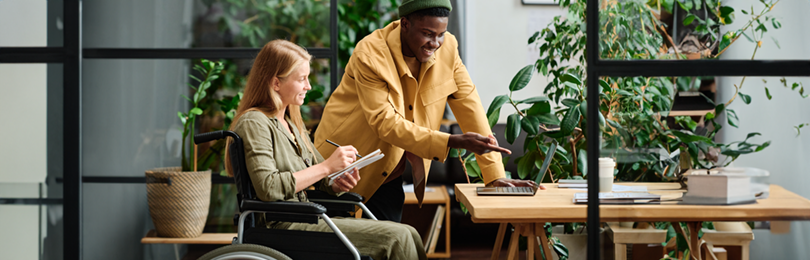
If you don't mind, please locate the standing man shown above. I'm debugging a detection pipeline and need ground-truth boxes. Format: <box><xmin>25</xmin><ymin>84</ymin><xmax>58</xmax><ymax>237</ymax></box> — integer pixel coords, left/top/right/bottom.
<box><xmin>314</xmin><ymin>0</ymin><xmax>541</xmax><ymax>222</ymax></box>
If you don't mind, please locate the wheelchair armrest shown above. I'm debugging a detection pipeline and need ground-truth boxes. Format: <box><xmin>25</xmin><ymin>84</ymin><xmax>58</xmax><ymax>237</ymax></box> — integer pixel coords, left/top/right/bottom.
<box><xmin>305</xmin><ymin>190</ymin><xmax>364</xmax><ymax>202</ymax></box>
<box><xmin>240</xmin><ymin>199</ymin><xmax>326</xmax><ymax>215</ymax></box>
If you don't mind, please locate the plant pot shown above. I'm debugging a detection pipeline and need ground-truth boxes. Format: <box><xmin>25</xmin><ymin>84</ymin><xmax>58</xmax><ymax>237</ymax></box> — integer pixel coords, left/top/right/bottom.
<box><xmin>145</xmin><ymin>167</ymin><xmax>211</xmax><ymax>238</ymax></box>
<box><xmin>551</xmin><ymin>225</ymin><xmax>607</xmax><ymax>260</ymax></box>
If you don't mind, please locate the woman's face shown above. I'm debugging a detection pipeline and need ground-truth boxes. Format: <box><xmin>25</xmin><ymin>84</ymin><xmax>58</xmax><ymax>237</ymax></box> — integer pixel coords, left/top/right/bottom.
<box><xmin>275</xmin><ymin>62</ymin><xmax>311</xmax><ymax>107</ymax></box>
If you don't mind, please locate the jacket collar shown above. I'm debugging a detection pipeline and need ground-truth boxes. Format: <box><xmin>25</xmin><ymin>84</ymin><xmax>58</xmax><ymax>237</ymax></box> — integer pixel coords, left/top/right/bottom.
<box><xmin>386</xmin><ymin>21</ymin><xmax>436</xmax><ymax>79</ymax></box>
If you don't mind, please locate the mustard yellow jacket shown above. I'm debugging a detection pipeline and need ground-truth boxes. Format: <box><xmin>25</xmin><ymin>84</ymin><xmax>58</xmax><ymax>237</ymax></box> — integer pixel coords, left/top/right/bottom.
<box><xmin>314</xmin><ymin>21</ymin><xmax>505</xmax><ymax>204</ymax></box>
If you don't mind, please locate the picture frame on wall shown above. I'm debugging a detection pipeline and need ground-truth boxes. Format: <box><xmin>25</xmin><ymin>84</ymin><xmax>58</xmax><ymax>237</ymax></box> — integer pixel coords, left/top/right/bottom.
<box><xmin>521</xmin><ymin>0</ymin><xmax>557</xmax><ymax>5</ymax></box>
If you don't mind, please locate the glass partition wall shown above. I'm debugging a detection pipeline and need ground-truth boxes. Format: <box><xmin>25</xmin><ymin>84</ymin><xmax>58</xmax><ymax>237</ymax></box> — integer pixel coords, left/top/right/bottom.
<box><xmin>585</xmin><ymin>0</ymin><xmax>810</xmax><ymax>259</ymax></box>
<box><xmin>1</xmin><ymin>0</ymin><xmax>337</xmax><ymax>259</ymax></box>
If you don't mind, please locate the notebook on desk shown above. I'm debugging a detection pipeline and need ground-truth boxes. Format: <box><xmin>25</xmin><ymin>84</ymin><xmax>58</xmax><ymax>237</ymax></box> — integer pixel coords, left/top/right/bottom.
<box><xmin>476</xmin><ymin>141</ymin><xmax>557</xmax><ymax>196</ymax></box>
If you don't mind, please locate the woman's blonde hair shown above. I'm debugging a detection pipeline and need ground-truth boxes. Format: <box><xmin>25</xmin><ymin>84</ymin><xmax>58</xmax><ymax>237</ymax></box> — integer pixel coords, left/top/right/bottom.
<box><xmin>225</xmin><ymin>39</ymin><xmax>314</xmax><ymax>177</ymax></box>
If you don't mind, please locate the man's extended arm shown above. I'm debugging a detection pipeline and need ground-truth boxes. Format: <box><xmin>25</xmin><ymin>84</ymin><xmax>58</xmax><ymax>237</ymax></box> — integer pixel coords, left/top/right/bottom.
<box><xmin>446</xmin><ymin>49</ymin><xmax>540</xmax><ymax>188</ymax></box>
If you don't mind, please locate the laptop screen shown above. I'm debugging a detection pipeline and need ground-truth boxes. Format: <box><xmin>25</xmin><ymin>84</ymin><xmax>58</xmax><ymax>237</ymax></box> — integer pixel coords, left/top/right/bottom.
<box><xmin>531</xmin><ymin>141</ymin><xmax>557</xmax><ymax>188</ymax></box>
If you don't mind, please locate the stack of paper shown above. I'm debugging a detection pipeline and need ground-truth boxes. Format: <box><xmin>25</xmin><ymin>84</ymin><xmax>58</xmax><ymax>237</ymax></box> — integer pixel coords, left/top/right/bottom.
<box><xmin>573</xmin><ymin>192</ymin><xmax>661</xmax><ymax>204</ymax></box>
<box><xmin>327</xmin><ymin>149</ymin><xmax>385</xmax><ymax>186</ymax></box>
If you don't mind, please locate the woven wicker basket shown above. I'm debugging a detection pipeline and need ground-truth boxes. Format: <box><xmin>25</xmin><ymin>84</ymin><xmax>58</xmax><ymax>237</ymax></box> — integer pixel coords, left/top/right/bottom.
<box><xmin>145</xmin><ymin>167</ymin><xmax>211</xmax><ymax>238</ymax></box>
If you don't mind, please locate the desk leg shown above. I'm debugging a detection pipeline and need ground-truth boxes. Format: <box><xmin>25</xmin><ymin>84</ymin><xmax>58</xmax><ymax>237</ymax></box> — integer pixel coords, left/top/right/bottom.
<box><xmin>174</xmin><ymin>244</ymin><xmax>180</xmax><ymax>260</ymax></box>
<box><xmin>507</xmin><ymin>227</ymin><xmax>521</xmax><ymax>260</ymax></box>
<box><xmin>688</xmin><ymin>222</ymin><xmax>703</xmax><ymax>260</ymax></box>
<box><xmin>535</xmin><ymin>223</ymin><xmax>553</xmax><ymax>260</ymax></box>
<box><xmin>527</xmin><ymin>226</ymin><xmax>536</xmax><ymax>260</ymax></box>
<box><xmin>492</xmin><ymin>223</ymin><xmax>508</xmax><ymax>260</ymax></box>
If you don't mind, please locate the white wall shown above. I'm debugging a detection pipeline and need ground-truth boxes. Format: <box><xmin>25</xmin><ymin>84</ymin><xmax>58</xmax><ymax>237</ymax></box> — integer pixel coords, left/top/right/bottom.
<box><xmin>0</xmin><ymin>0</ymin><xmax>50</xmax><ymax>259</ymax></box>
<box><xmin>717</xmin><ymin>0</ymin><xmax>810</xmax><ymax>258</ymax></box>
<box><xmin>465</xmin><ymin>0</ymin><xmax>565</xmax><ymax>123</ymax></box>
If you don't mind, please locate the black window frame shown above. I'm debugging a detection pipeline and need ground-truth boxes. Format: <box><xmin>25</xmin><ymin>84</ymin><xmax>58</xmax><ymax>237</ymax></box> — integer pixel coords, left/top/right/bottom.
<box><xmin>584</xmin><ymin>1</ymin><xmax>810</xmax><ymax>259</ymax></box>
<box><xmin>0</xmin><ymin>0</ymin><xmax>338</xmax><ymax>258</ymax></box>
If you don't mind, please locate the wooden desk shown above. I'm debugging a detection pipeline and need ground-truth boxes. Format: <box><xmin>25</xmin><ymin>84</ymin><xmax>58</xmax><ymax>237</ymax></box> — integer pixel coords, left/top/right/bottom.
<box><xmin>455</xmin><ymin>183</ymin><xmax>810</xmax><ymax>260</ymax></box>
<box><xmin>404</xmin><ymin>185</ymin><xmax>451</xmax><ymax>259</ymax></box>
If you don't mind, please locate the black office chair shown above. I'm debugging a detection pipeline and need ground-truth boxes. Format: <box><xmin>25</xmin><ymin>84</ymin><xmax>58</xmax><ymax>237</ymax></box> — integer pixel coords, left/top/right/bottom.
<box><xmin>194</xmin><ymin>130</ymin><xmax>376</xmax><ymax>260</ymax></box>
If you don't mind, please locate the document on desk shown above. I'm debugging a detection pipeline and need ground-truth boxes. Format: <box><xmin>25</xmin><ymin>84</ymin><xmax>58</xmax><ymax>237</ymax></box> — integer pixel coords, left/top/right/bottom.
<box><xmin>573</xmin><ymin>192</ymin><xmax>661</xmax><ymax>204</ymax></box>
<box><xmin>558</xmin><ymin>183</ymin><xmax>648</xmax><ymax>192</ymax></box>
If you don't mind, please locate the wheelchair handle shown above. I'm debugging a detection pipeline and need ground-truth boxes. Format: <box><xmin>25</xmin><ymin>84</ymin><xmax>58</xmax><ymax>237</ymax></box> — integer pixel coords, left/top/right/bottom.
<box><xmin>194</xmin><ymin>130</ymin><xmax>239</xmax><ymax>144</ymax></box>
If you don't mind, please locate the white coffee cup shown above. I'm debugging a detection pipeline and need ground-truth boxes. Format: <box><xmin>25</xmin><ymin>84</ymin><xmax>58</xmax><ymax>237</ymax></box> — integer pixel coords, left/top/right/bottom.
<box><xmin>598</xmin><ymin>157</ymin><xmax>615</xmax><ymax>192</ymax></box>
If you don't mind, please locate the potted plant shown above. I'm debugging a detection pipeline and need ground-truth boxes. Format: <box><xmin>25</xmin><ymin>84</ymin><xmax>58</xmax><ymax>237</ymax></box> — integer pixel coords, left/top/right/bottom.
<box><xmin>457</xmin><ymin>0</ymin><xmax>796</xmax><ymax>258</ymax></box>
<box><xmin>145</xmin><ymin>59</ymin><xmax>223</xmax><ymax>238</ymax></box>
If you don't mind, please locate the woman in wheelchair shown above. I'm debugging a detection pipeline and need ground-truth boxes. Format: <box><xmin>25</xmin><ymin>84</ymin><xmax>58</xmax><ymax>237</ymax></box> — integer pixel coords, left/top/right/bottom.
<box><xmin>225</xmin><ymin>39</ymin><xmax>427</xmax><ymax>260</ymax></box>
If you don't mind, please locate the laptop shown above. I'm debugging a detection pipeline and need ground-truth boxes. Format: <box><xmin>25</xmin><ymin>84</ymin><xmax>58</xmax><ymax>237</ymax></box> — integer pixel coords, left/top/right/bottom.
<box><xmin>476</xmin><ymin>141</ymin><xmax>557</xmax><ymax>196</ymax></box>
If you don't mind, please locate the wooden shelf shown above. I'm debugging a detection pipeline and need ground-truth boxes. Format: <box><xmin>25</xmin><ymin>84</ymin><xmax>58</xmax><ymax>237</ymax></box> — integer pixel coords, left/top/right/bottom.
<box><xmin>403</xmin><ymin>185</ymin><xmax>452</xmax><ymax>259</ymax></box>
<box><xmin>141</xmin><ymin>230</ymin><xmax>234</xmax><ymax>244</ymax></box>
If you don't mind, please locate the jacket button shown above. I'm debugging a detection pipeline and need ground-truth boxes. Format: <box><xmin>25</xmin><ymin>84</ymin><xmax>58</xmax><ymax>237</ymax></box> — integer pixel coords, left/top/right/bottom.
<box><xmin>382</xmin><ymin>171</ymin><xmax>388</xmax><ymax>177</ymax></box>
<box><xmin>409</xmin><ymin>105</ymin><xmax>413</xmax><ymax>110</ymax></box>
<box><xmin>433</xmin><ymin>157</ymin><xmax>439</xmax><ymax>161</ymax></box>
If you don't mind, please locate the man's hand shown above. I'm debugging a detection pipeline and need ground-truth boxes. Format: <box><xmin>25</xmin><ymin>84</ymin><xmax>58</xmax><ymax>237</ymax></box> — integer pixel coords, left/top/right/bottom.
<box><xmin>448</xmin><ymin>132</ymin><xmax>511</xmax><ymax>155</ymax></box>
<box><xmin>487</xmin><ymin>178</ymin><xmax>546</xmax><ymax>190</ymax></box>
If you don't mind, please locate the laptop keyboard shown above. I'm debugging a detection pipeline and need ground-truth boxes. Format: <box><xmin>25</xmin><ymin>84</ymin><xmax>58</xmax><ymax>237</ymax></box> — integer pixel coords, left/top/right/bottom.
<box><xmin>496</xmin><ymin>187</ymin><xmax>533</xmax><ymax>193</ymax></box>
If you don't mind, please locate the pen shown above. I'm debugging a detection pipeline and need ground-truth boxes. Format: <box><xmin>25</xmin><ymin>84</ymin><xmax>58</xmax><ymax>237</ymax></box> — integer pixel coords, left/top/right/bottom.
<box><xmin>325</xmin><ymin>139</ymin><xmax>363</xmax><ymax>158</ymax></box>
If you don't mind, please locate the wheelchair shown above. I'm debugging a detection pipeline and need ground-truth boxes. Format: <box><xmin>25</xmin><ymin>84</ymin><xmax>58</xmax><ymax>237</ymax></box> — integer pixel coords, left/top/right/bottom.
<box><xmin>194</xmin><ymin>130</ymin><xmax>377</xmax><ymax>260</ymax></box>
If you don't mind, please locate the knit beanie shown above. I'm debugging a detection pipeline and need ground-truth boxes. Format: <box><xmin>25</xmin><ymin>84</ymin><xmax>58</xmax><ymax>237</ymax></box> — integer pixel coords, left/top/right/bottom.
<box><xmin>398</xmin><ymin>0</ymin><xmax>452</xmax><ymax>18</ymax></box>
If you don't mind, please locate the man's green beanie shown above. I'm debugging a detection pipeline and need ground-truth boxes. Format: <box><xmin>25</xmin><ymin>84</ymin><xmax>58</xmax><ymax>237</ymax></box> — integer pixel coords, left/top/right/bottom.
<box><xmin>398</xmin><ymin>0</ymin><xmax>452</xmax><ymax>18</ymax></box>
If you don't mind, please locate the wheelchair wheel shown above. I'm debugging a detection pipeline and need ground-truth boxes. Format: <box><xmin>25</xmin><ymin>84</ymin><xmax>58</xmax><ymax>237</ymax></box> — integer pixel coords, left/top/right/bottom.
<box><xmin>198</xmin><ymin>244</ymin><xmax>292</xmax><ymax>260</ymax></box>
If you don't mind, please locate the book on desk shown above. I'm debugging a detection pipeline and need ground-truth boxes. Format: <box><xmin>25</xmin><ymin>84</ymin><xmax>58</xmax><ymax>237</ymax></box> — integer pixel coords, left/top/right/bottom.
<box><xmin>681</xmin><ymin>172</ymin><xmax>757</xmax><ymax>205</ymax></box>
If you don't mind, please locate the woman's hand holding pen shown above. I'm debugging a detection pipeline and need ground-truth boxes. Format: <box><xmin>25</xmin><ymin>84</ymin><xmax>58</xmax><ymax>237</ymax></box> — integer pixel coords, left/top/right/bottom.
<box><xmin>322</xmin><ymin>145</ymin><xmax>358</xmax><ymax>174</ymax></box>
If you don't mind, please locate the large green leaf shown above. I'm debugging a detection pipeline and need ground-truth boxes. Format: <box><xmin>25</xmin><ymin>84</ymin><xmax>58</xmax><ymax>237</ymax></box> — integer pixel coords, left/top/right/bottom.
<box><xmin>562</xmin><ymin>98</ymin><xmax>581</xmax><ymax>107</ymax></box>
<box><xmin>509</xmin><ymin>65</ymin><xmax>534</xmax><ymax>91</ymax></box>
<box><xmin>535</xmin><ymin>112</ymin><xmax>561</xmax><ymax>126</ymax></box>
<box><xmin>465</xmin><ymin>158</ymin><xmax>481</xmax><ymax>178</ymax></box>
<box><xmin>526</xmin><ymin>102</ymin><xmax>552</xmax><ymax>116</ymax></box>
<box><xmin>487</xmin><ymin>95</ymin><xmax>510</xmax><ymax>115</ymax></box>
<box><xmin>560</xmin><ymin>105</ymin><xmax>581</xmax><ymax>136</ymax></box>
<box><xmin>506</xmin><ymin>114</ymin><xmax>522</xmax><ymax>144</ymax></box>
<box><xmin>560</xmin><ymin>72</ymin><xmax>582</xmax><ymax>85</ymax></box>
<box><xmin>517</xmin><ymin>96</ymin><xmax>550</xmax><ymax>104</ymax></box>
<box><xmin>577</xmin><ymin>149</ymin><xmax>587</xmax><ymax>177</ymax></box>
<box><xmin>671</xmin><ymin>130</ymin><xmax>713</xmax><ymax>144</ymax></box>
<box><xmin>517</xmin><ymin>152</ymin><xmax>536</xmax><ymax>179</ymax></box>
<box><xmin>521</xmin><ymin>115</ymin><xmax>541</xmax><ymax>136</ymax></box>
<box><xmin>487</xmin><ymin>108</ymin><xmax>501</xmax><ymax>128</ymax></box>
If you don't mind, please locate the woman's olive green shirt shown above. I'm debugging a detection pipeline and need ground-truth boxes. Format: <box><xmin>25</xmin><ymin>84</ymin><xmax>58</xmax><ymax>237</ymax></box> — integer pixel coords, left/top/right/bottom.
<box><xmin>232</xmin><ymin>111</ymin><xmax>340</xmax><ymax>227</ymax></box>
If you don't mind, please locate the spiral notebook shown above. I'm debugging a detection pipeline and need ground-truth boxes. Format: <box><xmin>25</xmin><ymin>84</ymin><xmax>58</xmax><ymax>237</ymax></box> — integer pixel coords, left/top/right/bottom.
<box><xmin>327</xmin><ymin>149</ymin><xmax>385</xmax><ymax>186</ymax></box>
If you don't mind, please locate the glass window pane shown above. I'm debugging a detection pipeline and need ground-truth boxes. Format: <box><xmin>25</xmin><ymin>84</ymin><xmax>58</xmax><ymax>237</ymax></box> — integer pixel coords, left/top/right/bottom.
<box><xmin>0</xmin><ymin>64</ymin><xmax>63</xmax><ymax>199</ymax></box>
<box><xmin>82</xmin><ymin>0</ymin><xmax>330</xmax><ymax>49</ymax></box>
<box><xmin>0</xmin><ymin>0</ymin><xmax>63</xmax><ymax>47</ymax></box>
<box><xmin>0</xmin><ymin>204</ymin><xmax>63</xmax><ymax>260</ymax></box>
<box><xmin>595</xmin><ymin>75</ymin><xmax>810</xmax><ymax>259</ymax></box>
<box><xmin>552</xmin><ymin>0</ymin><xmax>810</xmax><ymax>61</ymax></box>
<box><xmin>82</xmin><ymin>58</ymin><xmax>331</xmax><ymax>177</ymax></box>
<box><xmin>82</xmin><ymin>183</ymin><xmax>173</xmax><ymax>259</ymax></box>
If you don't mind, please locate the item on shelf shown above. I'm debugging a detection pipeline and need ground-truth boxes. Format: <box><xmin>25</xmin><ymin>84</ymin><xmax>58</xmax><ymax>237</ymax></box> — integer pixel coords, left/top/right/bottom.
<box><xmin>145</xmin><ymin>167</ymin><xmax>211</xmax><ymax>238</ymax></box>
